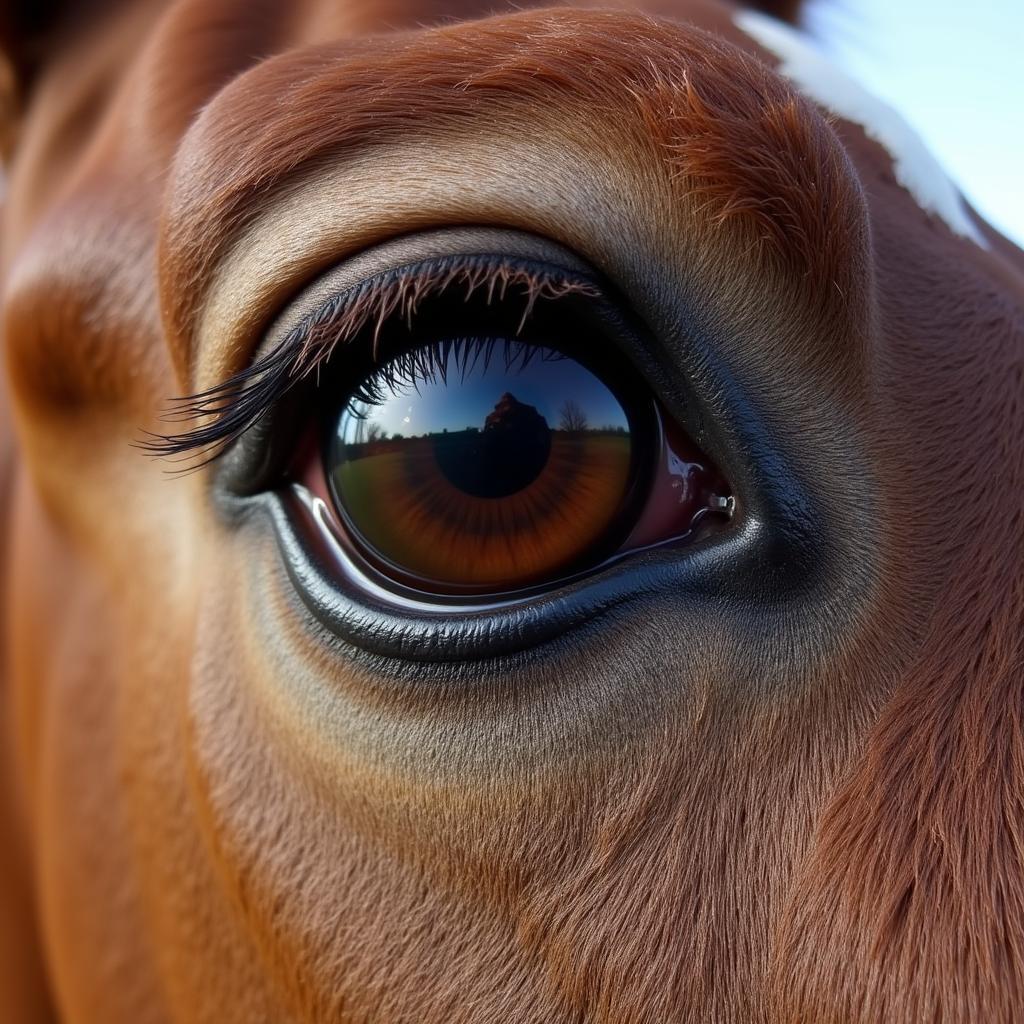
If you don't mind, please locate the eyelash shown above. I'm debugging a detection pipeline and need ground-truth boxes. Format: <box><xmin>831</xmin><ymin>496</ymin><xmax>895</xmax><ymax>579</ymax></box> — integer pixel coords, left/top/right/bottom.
<box><xmin>142</xmin><ymin>255</ymin><xmax>600</xmax><ymax>467</ymax></box>
<box><xmin>347</xmin><ymin>336</ymin><xmax>568</xmax><ymax>412</ymax></box>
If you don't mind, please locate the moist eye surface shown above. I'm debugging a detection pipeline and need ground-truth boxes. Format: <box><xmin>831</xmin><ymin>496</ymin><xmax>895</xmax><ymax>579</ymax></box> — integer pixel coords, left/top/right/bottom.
<box><xmin>326</xmin><ymin>338</ymin><xmax>641</xmax><ymax>592</ymax></box>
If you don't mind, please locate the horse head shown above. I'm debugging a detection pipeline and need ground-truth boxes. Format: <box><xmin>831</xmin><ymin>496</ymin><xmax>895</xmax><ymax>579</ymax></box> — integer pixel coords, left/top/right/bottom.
<box><xmin>1</xmin><ymin>0</ymin><xmax>1022</xmax><ymax>1020</ymax></box>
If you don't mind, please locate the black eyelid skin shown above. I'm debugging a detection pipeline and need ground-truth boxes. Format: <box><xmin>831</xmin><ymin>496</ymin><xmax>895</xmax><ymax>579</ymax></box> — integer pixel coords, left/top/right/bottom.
<box><xmin>245</xmin><ymin>485</ymin><xmax>760</xmax><ymax>666</ymax></box>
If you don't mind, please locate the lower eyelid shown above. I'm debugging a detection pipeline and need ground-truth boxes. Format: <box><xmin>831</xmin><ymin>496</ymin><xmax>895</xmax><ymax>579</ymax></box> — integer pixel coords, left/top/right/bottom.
<box><xmin>266</xmin><ymin>477</ymin><xmax>749</xmax><ymax>662</ymax></box>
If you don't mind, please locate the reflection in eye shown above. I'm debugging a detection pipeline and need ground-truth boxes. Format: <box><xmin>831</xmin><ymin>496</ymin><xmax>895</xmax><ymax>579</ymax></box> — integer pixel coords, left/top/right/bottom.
<box><xmin>321</xmin><ymin>337</ymin><xmax>729</xmax><ymax>596</ymax></box>
<box><xmin>328</xmin><ymin>340</ymin><xmax>636</xmax><ymax>590</ymax></box>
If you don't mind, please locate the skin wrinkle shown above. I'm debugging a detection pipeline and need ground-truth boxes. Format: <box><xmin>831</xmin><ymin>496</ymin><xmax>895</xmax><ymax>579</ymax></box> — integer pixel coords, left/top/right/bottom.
<box><xmin>0</xmin><ymin>1</ymin><xmax>1020</xmax><ymax>1022</ymax></box>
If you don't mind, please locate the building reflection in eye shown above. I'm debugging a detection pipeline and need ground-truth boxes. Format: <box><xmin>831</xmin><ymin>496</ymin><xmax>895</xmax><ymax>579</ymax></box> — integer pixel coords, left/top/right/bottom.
<box><xmin>432</xmin><ymin>391</ymin><xmax>553</xmax><ymax>498</ymax></box>
<box><xmin>333</xmin><ymin>344</ymin><xmax>632</xmax><ymax>504</ymax></box>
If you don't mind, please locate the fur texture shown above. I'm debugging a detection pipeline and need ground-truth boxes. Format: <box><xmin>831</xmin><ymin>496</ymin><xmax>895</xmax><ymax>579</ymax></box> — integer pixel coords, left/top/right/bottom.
<box><xmin>0</xmin><ymin>1</ymin><xmax>1021</xmax><ymax>1022</ymax></box>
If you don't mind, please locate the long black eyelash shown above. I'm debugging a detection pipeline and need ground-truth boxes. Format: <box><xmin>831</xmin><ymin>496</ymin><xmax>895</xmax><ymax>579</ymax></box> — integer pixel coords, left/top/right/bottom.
<box><xmin>139</xmin><ymin>254</ymin><xmax>597</xmax><ymax>468</ymax></box>
<box><xmin>347</xmin><ymin>336</ymin><xmax>566</xmax><ymax>414</ymax></box>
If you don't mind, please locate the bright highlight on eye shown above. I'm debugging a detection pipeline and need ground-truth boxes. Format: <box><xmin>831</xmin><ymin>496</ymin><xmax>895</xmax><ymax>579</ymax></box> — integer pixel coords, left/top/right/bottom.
<box><xmin>327</xmin><ymin>339</ymin><xmax>637</xmax><ymax>591</ymax></box>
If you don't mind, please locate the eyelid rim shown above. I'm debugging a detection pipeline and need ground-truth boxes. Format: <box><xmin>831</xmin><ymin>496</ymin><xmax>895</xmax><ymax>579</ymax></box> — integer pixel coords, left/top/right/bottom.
<box><xmin>249</xmin><ymin>484</ymin><xmax>760</xmax><ymax>664</ymax></box>
<box><xmin>202</xmin><ymin>229</ymin><xmax>619</xmax><ymax>489</ymax></box>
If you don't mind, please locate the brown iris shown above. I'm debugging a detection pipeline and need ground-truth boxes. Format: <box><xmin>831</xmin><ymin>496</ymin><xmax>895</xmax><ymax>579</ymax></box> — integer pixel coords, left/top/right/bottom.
<box><xmin>326</xmin><ymin>340</ymin><xmax>641</xmax><ymax>592</ymax></box>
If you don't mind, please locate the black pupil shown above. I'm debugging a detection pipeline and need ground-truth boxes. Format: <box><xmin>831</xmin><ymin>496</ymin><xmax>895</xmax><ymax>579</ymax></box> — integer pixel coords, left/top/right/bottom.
<box><xmin>432</xmin><ymin>391</ymin><xmax>552</xmax><ymax>498</ymax></box>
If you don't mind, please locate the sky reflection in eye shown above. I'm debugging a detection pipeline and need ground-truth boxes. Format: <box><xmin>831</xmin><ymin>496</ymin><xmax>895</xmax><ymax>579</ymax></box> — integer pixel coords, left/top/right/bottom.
<box><xmin>340</xmin><ymin>345</ymin><xmax>629</xmax><ymax>443</ymax></box>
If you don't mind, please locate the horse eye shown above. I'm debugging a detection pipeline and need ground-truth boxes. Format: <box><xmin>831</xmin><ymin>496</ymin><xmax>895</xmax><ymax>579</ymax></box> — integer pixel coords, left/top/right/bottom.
<box><xmin>293</xmin><ymin>291</ymin><xmax>734</xmax><ymax>600</ymax></box>
<box><xmin>326</xmin><ymin>340</ymin><xmax>644</xmax><ymax>593</ymax></box>
<box><xmin>162</xmin><ymin>233</ymin><xmax>740</xmax><ymax>611</ymax></box>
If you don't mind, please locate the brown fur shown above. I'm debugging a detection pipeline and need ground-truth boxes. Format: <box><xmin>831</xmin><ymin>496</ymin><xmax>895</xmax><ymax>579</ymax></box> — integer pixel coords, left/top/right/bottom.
<box><xmin>0</xmin><ymin>1</ymin><xmax>1022</xmax><ymax>1022</ymax></box>
<box><xmin>159</xmin><ymin>9</ymin><xmax>860</xmax><ymax>384</ymax></box>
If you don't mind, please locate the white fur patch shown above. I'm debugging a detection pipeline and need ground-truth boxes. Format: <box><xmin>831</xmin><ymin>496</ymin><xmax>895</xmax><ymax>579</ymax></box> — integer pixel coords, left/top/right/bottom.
<box><xmin>734</xmin><ymin>9</ymin><xmax>988</xmax><ymax>248</ymax></box>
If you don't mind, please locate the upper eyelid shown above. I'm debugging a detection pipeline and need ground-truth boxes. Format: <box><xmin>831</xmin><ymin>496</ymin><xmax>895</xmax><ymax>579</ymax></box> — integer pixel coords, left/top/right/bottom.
<box><xmin>292</xmin><ymin>253</ymin><xmax>600</xmax><ymax>371</ymax></box>
<box><xmin>139</xmin><ymin>248</ymin><xmax>601</xmax><ymax>468</ymax></box>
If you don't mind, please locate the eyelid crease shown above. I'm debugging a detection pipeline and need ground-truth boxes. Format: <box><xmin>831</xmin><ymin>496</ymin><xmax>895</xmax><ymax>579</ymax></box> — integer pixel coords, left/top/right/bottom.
<box><xmin>138</xmin><ymin>253</ymin><xmax>600</xmax><ymax>470</ymax></box>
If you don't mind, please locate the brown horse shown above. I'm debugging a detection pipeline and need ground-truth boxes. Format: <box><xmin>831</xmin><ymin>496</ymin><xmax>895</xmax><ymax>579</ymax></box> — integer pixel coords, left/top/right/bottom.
<box><xmin>1</xmin><ymin>0</ymin><xmax>1022</xmax><ymax>1021</ymax></box>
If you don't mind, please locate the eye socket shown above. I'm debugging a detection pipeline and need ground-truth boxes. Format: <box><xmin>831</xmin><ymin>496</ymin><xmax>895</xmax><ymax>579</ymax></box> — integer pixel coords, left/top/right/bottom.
<box><xmin>148</xmin><ymin>229</ymin><xmax>736</xmax><ymax>608</ymax></box>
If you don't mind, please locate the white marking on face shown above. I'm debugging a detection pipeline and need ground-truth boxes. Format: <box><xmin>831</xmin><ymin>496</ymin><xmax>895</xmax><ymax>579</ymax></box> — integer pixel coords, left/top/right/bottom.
<box><xmin>734</xmin><ymin>9</ymin><xmax>988</xmax><ymax>248</ymax></box>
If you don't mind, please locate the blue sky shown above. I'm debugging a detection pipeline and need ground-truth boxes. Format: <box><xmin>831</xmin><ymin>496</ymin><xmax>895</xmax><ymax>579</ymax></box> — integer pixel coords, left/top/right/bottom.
<box><xmin>804</xmin><ymin>0</ymin><xmax>1023</xmax><ymax>247</ymax></box>
<box><xmin>340</xmin><ymin>352</ymin><xmax>628</xmax><ymax>441</ymax></box>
